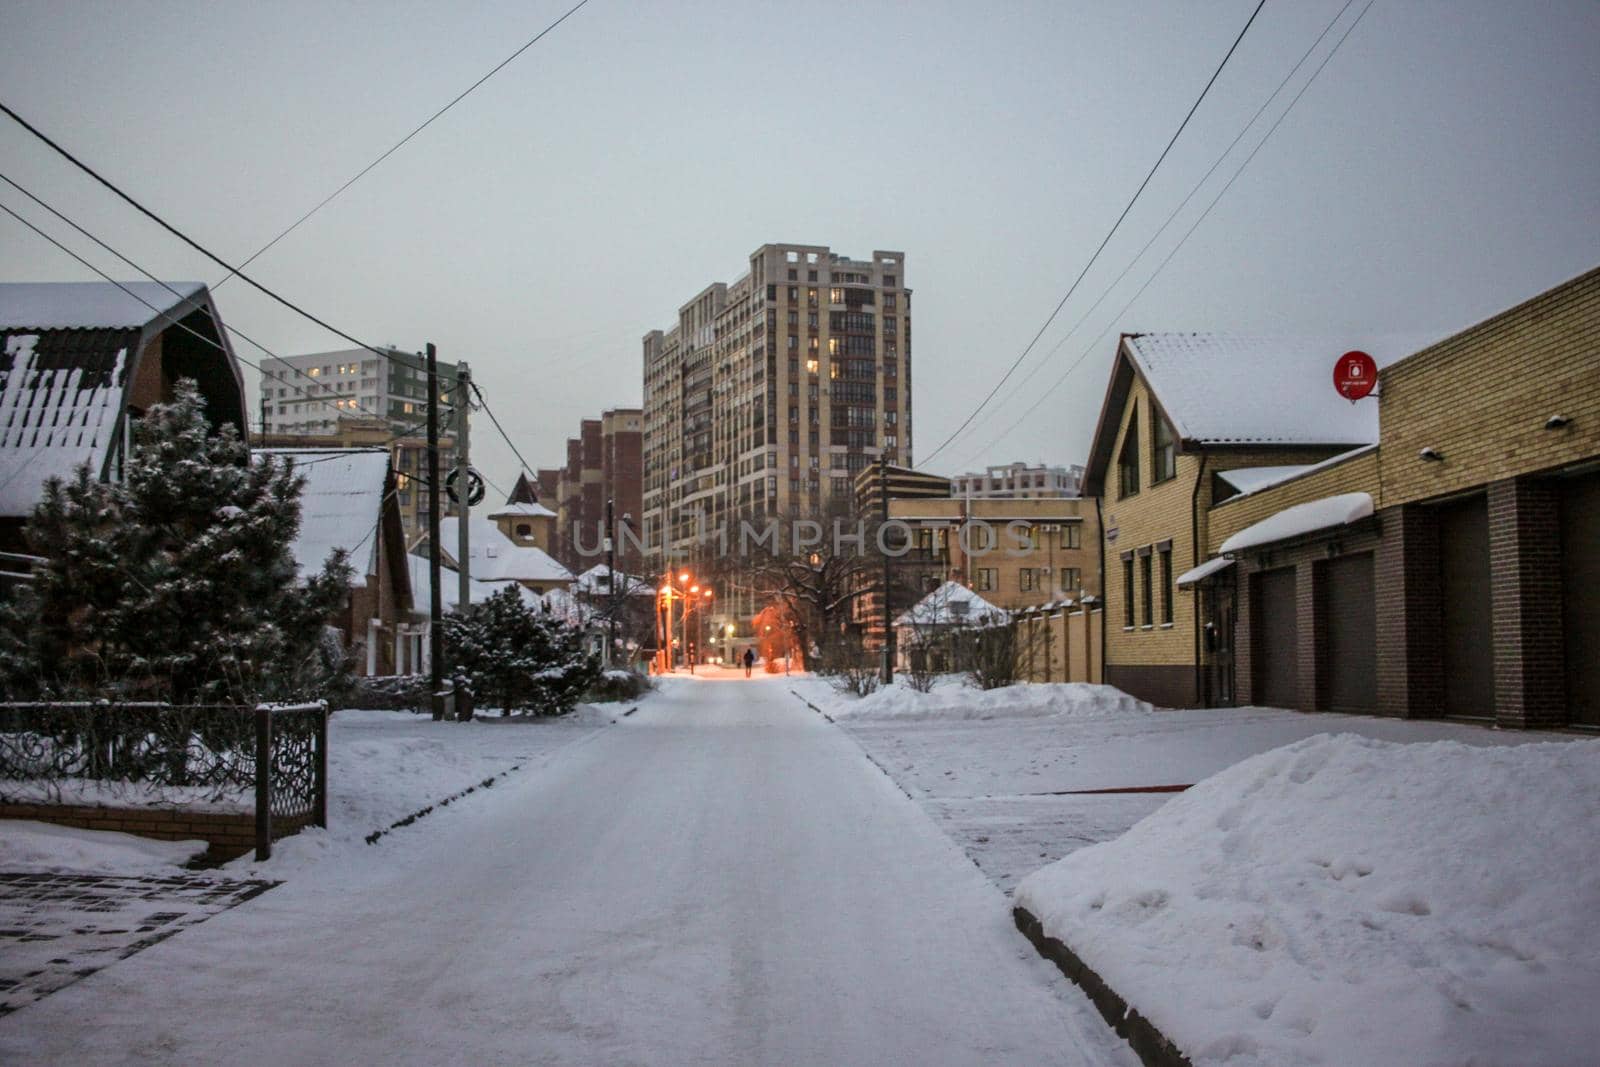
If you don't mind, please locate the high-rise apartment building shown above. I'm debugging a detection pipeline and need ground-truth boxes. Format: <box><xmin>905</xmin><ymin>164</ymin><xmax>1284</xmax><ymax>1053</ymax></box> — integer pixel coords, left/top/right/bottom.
<box><xmin>641</xmin><ymin>243</ymin><xmax>911</xmax><ymax>583</ymax></box>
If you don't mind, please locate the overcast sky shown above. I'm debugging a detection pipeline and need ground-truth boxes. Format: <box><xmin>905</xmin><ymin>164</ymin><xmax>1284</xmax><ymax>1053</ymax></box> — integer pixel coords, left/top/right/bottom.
<box><xmin>1</xmin><ymin>0</ymin><xmax>1596</xmax><ymax>488</ymax></box>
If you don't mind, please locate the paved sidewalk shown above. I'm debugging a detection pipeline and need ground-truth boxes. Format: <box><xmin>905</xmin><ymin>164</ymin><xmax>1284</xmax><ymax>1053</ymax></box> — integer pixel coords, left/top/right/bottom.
<box><xmin>0</xmin><ymin>872</ymin><xmax>276</xmax><ymax>1016</ymax></box>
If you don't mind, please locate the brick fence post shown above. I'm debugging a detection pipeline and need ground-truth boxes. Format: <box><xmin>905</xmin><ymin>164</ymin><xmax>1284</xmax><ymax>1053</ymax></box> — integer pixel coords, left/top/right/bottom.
<box><xmin>254</xmin><ymin>705</ymin><xmax>271</xmax><ymax>862</ymax></box>
<box><xmin>1488</xmin><ymin>477</ymin><xmax>1566</xmax><ymax>727</ymax></box>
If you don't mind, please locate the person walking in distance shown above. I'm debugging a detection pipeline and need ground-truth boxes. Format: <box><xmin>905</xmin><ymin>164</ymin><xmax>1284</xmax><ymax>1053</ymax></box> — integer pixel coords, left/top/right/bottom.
<box><xmin>742</xmin><ymin>647</ymin><xmax>755</xmax><ymax>678</ymax></box>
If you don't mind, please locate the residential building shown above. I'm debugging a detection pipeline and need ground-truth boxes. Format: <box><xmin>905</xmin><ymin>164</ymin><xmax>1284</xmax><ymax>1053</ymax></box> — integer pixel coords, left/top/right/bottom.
<box><xmin>255</xmin><ymin>416</ymin><xmax>455</xmax><ymax>550</ymax></box>
<box><xmin>852</xmin><ymin>463</ymin><xmax>951</xmax><ymax>516</ymax></box>
<box><xmin>541</xmin><ymin>408</ymin><xmax>643</xmax><ymax>572</ymax></box>
<box><xmin>951</xmin><ymin>462</ymin><xmax>1083</xmax><ymax>499</ymax></box>
<box><xmin>0</xmin><ymin>282</ymin><xmax>246</xmax><ymax>555</ymax></box>
<box><xmin>1186</xmin><ymin>266</ymin><xmax>1600</xmax><ymax>727</ymax></box>
<box><xmin>1082</xmin><ymin>331</ymin><xmax>1432</xmax><ymax>708</ymax></box>
<box><xmin>257</xmin><ymin>346</ymin><xmax>463</xmax><ymax>437</ymax></box>
<box><xmin>256</xmin><ymin>448</ymin><xmax>412</xmax><ymax>676</ymax></box>
<box><xmin>641</xmin><ymin>243</ymin><xmax>912</xmax><ymax>627</ymax></box>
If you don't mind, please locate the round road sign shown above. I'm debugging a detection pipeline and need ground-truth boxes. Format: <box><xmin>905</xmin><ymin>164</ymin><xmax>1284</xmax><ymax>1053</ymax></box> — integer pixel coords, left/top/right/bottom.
<box><xmin>446</xmin><ymin>467</ymin><xmax>486</xmax><ymax>506</ymax></box>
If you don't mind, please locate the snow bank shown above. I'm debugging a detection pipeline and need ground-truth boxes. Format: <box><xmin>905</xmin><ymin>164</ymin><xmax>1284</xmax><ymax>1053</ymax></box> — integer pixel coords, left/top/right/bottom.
<box><xmin>1218</xmin><ymin>492</ymin><xmax>1373</xmax><ymax>554</ymax></box>
<box><xmin>1015</xmin><ymin>734</ymin><xmax>1600</xmax><ymax>1066</ymax></box>
<box><xmin>0</xmin><ymin>820</ymin><xmax>206</xmax><ymax>874</ymax></box>
<box><xmin>832</xmin><ymin>679</ymin><xmax>1153</xmax><ymax>723</ymax></box>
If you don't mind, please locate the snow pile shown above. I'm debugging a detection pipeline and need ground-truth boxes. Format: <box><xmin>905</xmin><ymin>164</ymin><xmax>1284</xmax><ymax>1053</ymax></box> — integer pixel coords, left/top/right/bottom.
<box><xmin>832</xmin><ymin>679</ymin><xmax>1153</xmax><ymax>723</ymax></box>
<box><xmin>0</xmin><ymin>820</ymin><xmax>206</xmax><ymax>874</ymax></box>
<box><xmin>1015</xmin><ymin>735</ymin><xmax>1600</xmax><ymax>1067</ymax></box>
<box><xmin>1218</xmin><ymin>492</ymin><xmax>1373</xmax><ymax>555</ymax></box>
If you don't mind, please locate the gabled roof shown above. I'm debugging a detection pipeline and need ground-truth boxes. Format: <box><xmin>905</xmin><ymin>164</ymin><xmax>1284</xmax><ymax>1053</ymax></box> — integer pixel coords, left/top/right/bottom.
<box><xmin>447</xmin><ymin>516</ymin><xmax>572</xmax><ymax>584</ymax></box>
<box><xmin>258</xmin><ymin>448</ymin><xmax>392</xmax><ymax>586</ymax></box>
<box><xmin>894</xmin><ymin>580</ymin><xmax>1009</xmax><ymax>628</ymax></box>
<box><xmin>506</xmin><ymin>471</ymin><xmax>541</xmax><ymax>506</ymax></box>
<box><xmin>488</xmin><ymin>501</ymin><xmax>556</xmax><ymax>519</ymax></box>
<box><xmin>1083</xmin><ymin>332</ymin><xmax>1439</xmax><ymax>495</ymax></box>
<box><xmin>0</xmin><ymin>282</ymin><xmax>242</xmax><ymax>518</ymax></box>
<box><xmin>407</xmin><ymin>553</ymin><xmax>539</xmax><ymax>613</ymax></box>
<box><xmin>0</xmin><ymin>282</ymin><xmax>205</xmax><ymax>330</ymax></box>
<box><xmin>575</xmin><ymin>563</ymin><xmax>655</xmax><ymax>597</ymax></box>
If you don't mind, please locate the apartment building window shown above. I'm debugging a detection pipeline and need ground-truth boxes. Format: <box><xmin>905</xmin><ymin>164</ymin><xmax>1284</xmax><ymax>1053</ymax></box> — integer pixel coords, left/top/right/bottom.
<box><xmin>975</xmin><ymin>568</ymin><xmax>997</xmax><ymax>592</ymax></box>
<box><xmin>787</xmin><ymin>311</ymin><xmax>798</xmax><ymax>326</ymax></box>
<box><xmin>788</xmin><ymin>269</ymin><xmax>797</xmax><ymax>281</ymax></box>
<box><xmin>1153</xmin><ymin>414</ymin><xmax>1177</xmax><ymax>483</ymax></box>
<box><xmin>1064</xmin><ymin>523</ymin><xmax>1081</xmax><ymax>549</ymax></box>
<box><xmin>1020</xmin><ymin>568</ymin><xmax>1037</xmax><ymax>591</ymax></box>
<box><xmin>883</xmin><ymin>274</ymin><xmax>896</xmax><ymax>287</ymax></box>
<box><xmin>1159</xmin><ymin>542</ymin><xmax>1174</xmax><ymax>625</ymax></box>
<box><xmin>808</xmin><ymin>270</ymin><xmax>817</xmax><ymax>282</ymax></box>
<box><xmin>830</xmin><ymin>287</ymin><xmax>845</xmax><ymax>304</ymax></box>
<box><xmin>808</xmin><ymin>288</ymin><xmax>819</xmax><ymax>306</ymax></box>
<box><xmin>787</xmin><ymin>335</ymin><xmax>797</xmax><ymax>350</ymax></box>
<box><xmin>1123</xmin><ymin>555</ymin><xmax>1135</xmax><ymax>628</ymax></box>
<box><xmin>1118</xmin><ymin>403</ymin><xmax>1141</xmax><ymax>497</ymax></box>
<box><xmin>1060</xmin><ymin>567</ymin><xmax>1081</xmax><ymax>594</ymax></box>
<box><xmin>884</xmin><ymin>293</ymin><xmax>897</xmax><ymax>310</ymax></box>
<box><xmin>1140</xmin><ymin>550</ymin><xmax>1154</xmax><ymax>628</ymax></box>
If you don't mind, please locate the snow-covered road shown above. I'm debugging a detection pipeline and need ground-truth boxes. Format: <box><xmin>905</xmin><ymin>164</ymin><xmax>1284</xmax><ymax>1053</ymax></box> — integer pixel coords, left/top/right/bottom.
<box><xmin>1</xmin><ymin>675</ymin><xmax>1128</xmax><ymax>1066</ymax></box>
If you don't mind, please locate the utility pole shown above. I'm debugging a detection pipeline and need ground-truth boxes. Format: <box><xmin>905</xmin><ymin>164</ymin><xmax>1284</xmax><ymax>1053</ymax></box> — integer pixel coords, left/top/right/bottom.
<box><xmin>454</xmin><ymin>362</ymin><xmax>473</xmax><ymax>721</ymax></box>
<box><xmin>603</xmin><ymin>496</ymin><xmax>615</xmax><ymax>669</ymax></box>
<box><xmin>879</xmin><ymin>452</ymin><xmax>894</xmax><ymax>684</ymax></box>
<box><xmin>426</xmin><ymin>343</ymin><xmax>445</xmax><ymax>721</ymax></box>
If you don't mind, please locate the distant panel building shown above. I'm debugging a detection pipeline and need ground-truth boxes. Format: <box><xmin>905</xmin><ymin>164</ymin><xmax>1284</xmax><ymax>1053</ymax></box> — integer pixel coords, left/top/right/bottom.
<box><xmin>950</xmin><ymin>461</ymin><xmax>1082</xmax><ymax>499</ymax></box>
<box><xmin>256</xmin><ymin>347</ymin><xmax>467</xmax><ymax>548</ymax></box>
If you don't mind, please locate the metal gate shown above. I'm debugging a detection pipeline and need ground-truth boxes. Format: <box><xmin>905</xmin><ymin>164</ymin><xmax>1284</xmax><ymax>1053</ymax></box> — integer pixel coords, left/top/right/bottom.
<box><xmin>1562</xmin><ymin>473</ymin><xmax>1600</xmax><ymax>725</ymax></box>
<box><xmin>1254</xmin><ymin>567</ymin><xmax>1298</xmax><ymax>709</ymax></box>
<box><xmin>1438</xmin><ymin>495</ymin><xmax>1493</xmax><ymax>718</ymax></box>
<box><xmin>1324</xmin><ymin>553</ymin><xmax>1377</xmax><ymax>713</ymax></box>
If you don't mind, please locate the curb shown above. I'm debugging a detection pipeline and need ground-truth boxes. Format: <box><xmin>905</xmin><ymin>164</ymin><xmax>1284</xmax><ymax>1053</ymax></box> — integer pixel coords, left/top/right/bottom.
<box><xmin>788</xmin><ymin>689</ymin><xmax>833</xmax><ymax>723</ymax></box>
<box><xmin>1012</xmin><ymin>905</ymin><xmax>1192</xmax><ymax>1067</ymax></box>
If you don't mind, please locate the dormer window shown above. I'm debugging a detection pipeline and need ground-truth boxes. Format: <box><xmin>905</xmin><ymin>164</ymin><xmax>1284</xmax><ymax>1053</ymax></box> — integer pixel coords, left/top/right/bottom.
<box><xmin>1118</xmin><ymin>402</ymin><xmax>1141</xmax><ymax>498</ymax></box>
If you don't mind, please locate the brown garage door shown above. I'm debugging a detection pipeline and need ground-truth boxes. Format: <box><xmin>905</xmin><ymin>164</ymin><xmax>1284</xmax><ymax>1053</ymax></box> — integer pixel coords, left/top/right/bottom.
<box><xmin>1324</xmin><ymin>553</ymin><xmax>1377</xmax><ymax>713</ymax></box>
<box><xmin>1563</xmin><ymin>473</ymin><xmax>1600</xmax><ymax>725</ymax></box>
<box><xmin>1439</xmin><ymin>495</ymin><xmax>1493</xmax><ymax>717</ymax></box>
<box><xmin>1255</xmin><ymin>567</ymin><xmax>1298</xmax><ymax>709</ymax></box>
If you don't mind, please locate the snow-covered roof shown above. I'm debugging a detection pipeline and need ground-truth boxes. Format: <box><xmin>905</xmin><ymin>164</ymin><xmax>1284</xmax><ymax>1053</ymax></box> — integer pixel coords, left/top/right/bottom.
<box><xmin>575</xmin><ymin>563</ymin><xmax>655</xmax><ymax>597</ymax></box>
<box><xmin>895</xmin><ymin>581</ymin><xmax>1010</xmax><ymax>628</ymax></box>
<box><xmin>0</xmin><ymin>282</ymin><xmax>205</xmax><ymax>330</ymax></box>
<box><xmin>407</xmin><ymin>554</ymin><xmax>539</xmax><ymax>613</ymax></box>
<box><xmin>0</xmin><ymin>332</ymin><xmax>129</xmax><ymax>516</ymax></box>
<box><xmin>258</xmin><ymin>448</ymin><xmax>391</xmax><ymax>586</ymax></box>
<box><xmin>1124</xmin><ymin>333</ymin><xmax>1441</xmax><ymax>447</ymax></box>
<box><xmin>453</xmin><ymin>516</ymin><xmax>572</xmax><ymax>585</ymax></box>
<box><xmin>487</xmin><ymin>501</ymin><xmax>556</xmax><ymax>519</ymax></box>
<box><xmin>1219</xmin><ymin>492</ymin><xmax>1375</xmax><ymax>555</ymax></box>
<box><xmin>1175</xmin><ymin>556</ymin><xmax>1235</xmax><ymax>587</ymax></box>
<box><xmin>1216</xmin><ymin>466</ymin><xmax>1313</xmax><ymax>495</ymax></box>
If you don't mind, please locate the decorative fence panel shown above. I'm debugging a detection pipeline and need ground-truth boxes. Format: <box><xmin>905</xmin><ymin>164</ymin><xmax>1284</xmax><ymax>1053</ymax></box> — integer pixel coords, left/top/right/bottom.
<box><xmin>0</xmin><ymin>701</ymin><xmax>327</xmax><ymax>860</ymax></box>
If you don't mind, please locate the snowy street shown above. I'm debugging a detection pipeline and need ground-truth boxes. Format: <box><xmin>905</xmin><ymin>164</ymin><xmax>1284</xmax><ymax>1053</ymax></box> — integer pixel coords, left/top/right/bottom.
<box><xmin>0</xmin><ymin>676</ymin><xmax>1130</xmax><ymax>1066</ymax></box>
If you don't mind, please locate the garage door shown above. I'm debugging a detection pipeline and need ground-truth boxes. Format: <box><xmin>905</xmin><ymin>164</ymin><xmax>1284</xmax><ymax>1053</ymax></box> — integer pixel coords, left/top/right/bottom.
<box><xmin>1563</xmin><ymin>473</ymin><xmax>1600</xmax><ymax>726</ymax></box>
<box><xmin>1439</xmin><ymin>495</ymin><xmax>1493</xmax><ymax>717</ymax></box>
<box><xmin>1255</xmin><ymin>567</ymin><xmax>1298</xmax><ymax>709</ymax></box>
<box><xmin>1324</xmin><ymin>553</ymin><xmax>1377</xmax><ymax>713</ymax></box>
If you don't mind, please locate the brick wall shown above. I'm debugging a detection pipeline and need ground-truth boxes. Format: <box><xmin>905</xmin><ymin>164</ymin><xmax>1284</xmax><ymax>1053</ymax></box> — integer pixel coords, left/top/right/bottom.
<box><xmin>1375</xmin><ymin>503</ymin><xmax>1444</xmax><ymax>718</ymax></box>
<box><xmin>1207</xmin><ymin>448</ymin><xmax>1380</xmax><ymax>552</ymax></box>
<box><xmin>1379</xmin><ymin>266</ymin><xmax>1600</xmax><ymax>506</ymax></box>
<box><xmin>1488</xmin><ymin>477</ymin><xmax>1566</xmax><ymax>726</ymax></box>
<box><xmin>0</xmin><ymin>802</ymin><xmax>312</xmax><ymax>860</ymax></box>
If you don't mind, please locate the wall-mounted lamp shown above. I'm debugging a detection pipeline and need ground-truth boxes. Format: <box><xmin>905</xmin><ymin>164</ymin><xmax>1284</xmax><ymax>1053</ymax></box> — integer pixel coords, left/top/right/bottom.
<box><xmin>1419</xmin><ymin>447</ymin><xmax>1444</xmax><ymax>462</ymax></box>
<box><xmin>1545</xmin><ymin>414</ymin><xmax>1573</xmax><ymax>430</ymax></box>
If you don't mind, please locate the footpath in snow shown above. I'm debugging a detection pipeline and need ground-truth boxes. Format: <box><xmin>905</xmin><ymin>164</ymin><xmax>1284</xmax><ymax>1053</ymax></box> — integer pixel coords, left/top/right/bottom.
<box><xmin>801</xmin><ymin>676</ymin><xmax>1549</xmax><ymax>892</ymax></box>
<box><xmin>0</xmin><ymin>675</ymin><xmax>1131</xmax><ymax>1066</ymax></box>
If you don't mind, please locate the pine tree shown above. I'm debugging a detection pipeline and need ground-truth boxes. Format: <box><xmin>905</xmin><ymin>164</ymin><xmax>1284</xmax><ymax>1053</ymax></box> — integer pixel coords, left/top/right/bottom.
<box><xmin>0</xmin><ymin>380</ymin><xmax>352</xmax><ymax>703</ymax></box>
<box><xmin>440</xmin><ymin>586</ymin><xmax>600</xmax><ymax>716</ymax></box>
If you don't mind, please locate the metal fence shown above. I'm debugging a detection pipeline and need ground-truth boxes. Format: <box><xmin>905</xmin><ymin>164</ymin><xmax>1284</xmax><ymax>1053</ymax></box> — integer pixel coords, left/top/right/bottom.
<box><xmin>0</xmin><ymin>700</ymin><xmax>327</xmax><ymax>860</ymax></box>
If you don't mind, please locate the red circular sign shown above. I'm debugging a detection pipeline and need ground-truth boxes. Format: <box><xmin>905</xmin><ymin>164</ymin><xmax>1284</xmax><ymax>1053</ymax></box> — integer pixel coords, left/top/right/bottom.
<box><xmin>1334</xmin><ymin>350</ymin><xmax>1377</xmax><ymax>400</ymax></box>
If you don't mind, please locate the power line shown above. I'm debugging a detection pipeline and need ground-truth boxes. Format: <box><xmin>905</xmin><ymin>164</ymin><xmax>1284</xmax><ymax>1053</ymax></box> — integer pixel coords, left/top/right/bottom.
<box><xmin>949</xmin><ymin>0</ymin><xmax>1378</xmax><ymax>471</ymax></box>
<box><xmin>214</xmin><ymin>0</ymin><xmax>592</xmax><ymax>290</ymax></box>
<box><xmin>0</xmin><ymin>193</ymin><xmax>449</xmax><ymax>463</ymax></box>
<box><xmin>941</xmin><ymin>0</ymin><xmax>1359</xmax><ymax>463</ymax></box>
<box><xmin>470</xmin><ymin>381</ymin><xmax>540</xmax><ymax>480</ymax></box>
<box><xmin>919</xmin><ymin>0</ymin><xmax>1268</xmax><ymax>467</ymax></box>
<box><xmin>0</xmin><ymin>170</ymin><xmax>399</xmax><ymax>428</ymax></box>
<box><xmin>0</xmin><ymin>99</ymin><xmax>399</xmax><ymax>365</ymax></box>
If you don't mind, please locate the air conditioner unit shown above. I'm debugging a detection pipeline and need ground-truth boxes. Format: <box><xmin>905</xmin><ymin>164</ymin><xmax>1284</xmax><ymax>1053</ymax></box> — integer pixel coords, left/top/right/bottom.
<box><xmin>1042</xmin><ymin>524</ymin><xmax>1061</xmax><ymax>532</ymax></box>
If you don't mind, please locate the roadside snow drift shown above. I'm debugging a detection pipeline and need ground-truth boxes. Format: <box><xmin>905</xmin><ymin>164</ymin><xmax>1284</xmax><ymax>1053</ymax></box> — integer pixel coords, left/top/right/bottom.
<box><xmin>0</xmin><ymin>820</ymin><xmax>206</xmax><ymax>874</ymax></box>
<box><xmin>1015</xmin><ymin>734</ymin><xmax>1600</xmax><ymax>1066</ymax></box>
<box><xmin>830</xmin><ymin>680</ymin><xmax>1153</xmax><ymax>722</ymax></box>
